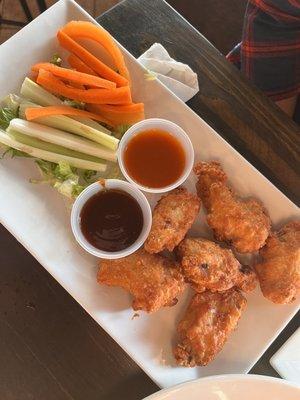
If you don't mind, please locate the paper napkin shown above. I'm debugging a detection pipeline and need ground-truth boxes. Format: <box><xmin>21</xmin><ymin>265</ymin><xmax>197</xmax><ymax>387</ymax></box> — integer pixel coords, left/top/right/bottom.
<box><xmin>138</xmin><ymin>43</ymin><xmax>199</xmax><ymax>102</ymax></box>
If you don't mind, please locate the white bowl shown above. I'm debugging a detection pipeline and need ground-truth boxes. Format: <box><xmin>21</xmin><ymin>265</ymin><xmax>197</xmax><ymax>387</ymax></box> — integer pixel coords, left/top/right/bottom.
<box><xmin>142</xmin><ymin>374</ymin><xmax>300</xmax><ymax>400</ymax></box>
<box><xmin>117</xmin><ymin>118</ymin><xmax>194</xmax><ymax>193</ymax></box>
<box><xmin>71</xmin><ymin>179</ymin><xmax>152</xmax><ymax>259</ymax></box>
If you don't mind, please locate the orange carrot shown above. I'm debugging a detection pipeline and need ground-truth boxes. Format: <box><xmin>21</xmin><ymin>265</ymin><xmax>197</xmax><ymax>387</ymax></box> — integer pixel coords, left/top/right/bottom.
<box><xmin>67</xmin><ymin>53</ymin><xmax>98</xmax><ymax>76</ymax></box>
<box><xmin>57</xmin><ymin>30</ymin><xmax>128</xmax><ymax>88</ymax></box>
<box><xmin>37</xmin><ymin>69</ymin><xmax>132</xmax><ymax>105</ymax></box>
<box><xmin>68</xmin><ymin>80</ymin><xmax>85</xmax><ymax>90</ymax></box>
<box><xmin>87</xmin><ymin>103</ymin><xmax>145</xmax><ymax>126</ymax></box>
<box><xmin>61</xmin><ymin>21</ymin><xmax>130</xmax><ymax>81</ymax></box>
<box><xmin>25</xmin><ymin>105</ymin><xmax>113</xmax><ymax>126</ymax></box>
<box><xmin>32</xmin><ymin>62</ymin><xmax>116</xmax><ymax>90</ymax></box>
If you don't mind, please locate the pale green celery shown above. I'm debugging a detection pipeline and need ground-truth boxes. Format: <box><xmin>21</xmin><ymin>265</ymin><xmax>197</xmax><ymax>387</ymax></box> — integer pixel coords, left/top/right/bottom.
<box><xmin>20</xmin><ymin>77</ymin><xmax>62</xmax><ymax>106</ymax></box>
<box><xmin>0</xmin><ymin>129</ymin><xmax>106</xmax><ymax>171</ymax></box>
<box><xmin>19</xmin><ymin>101</ymin><xmax>104</xmax><ymax>131</ymax></box>
<box><xmin>9</xmin><ymin>119</ymin><xmax>116</xmax><ymax>162</ymax></box>
<box><xmin>18</xmin><ymin>101</ymin><xmax>41</xmax><ymax>118</ymax></box>
<box><xmin>71</xmin><ymin>116</ymin><xmax>111</xmax><ymax>134</ymax></box>
<box><xmin>20</xmin><ymin>78</ymin><xmax>113</xmax><ymax>135</ymax></box>
<box><xmin>18</xmin><ymin>92</ymin><xmax>116</xmax><ymax>149</ymax></box>
<box><xmin>7</xmin><ymin>128</ymin><xmax>107</xmax><ymax>164</ymax></box>
<box><xmin>28</xmin><ymin>114</ymin><xmax>117</xmax><ymax>149</ymax></box>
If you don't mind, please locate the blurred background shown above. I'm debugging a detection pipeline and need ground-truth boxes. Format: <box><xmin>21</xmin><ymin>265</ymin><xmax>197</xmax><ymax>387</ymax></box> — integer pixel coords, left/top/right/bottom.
<box><xmin>0</xmin><ymin>0</ymin><xmax>247</xmax><ymax>54</ymax></box>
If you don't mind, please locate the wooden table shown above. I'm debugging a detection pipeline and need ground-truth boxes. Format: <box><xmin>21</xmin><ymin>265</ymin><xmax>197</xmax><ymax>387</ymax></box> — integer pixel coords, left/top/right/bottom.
<box><xmin>0</xmin><ymin>1</ymin><xmax>299</xmax><ymax>399</ymax></box>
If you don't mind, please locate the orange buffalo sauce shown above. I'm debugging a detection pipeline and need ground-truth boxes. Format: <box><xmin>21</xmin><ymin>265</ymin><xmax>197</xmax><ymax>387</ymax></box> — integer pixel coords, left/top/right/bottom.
<box><xmin>123</xmin><ymin>129</ymin><xmax>186</xmax><ymax>188</ymax></box>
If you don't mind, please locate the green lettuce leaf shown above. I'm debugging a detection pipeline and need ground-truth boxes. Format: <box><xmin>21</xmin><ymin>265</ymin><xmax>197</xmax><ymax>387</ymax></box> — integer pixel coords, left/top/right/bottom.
<box><xmin>31</xmin><ymin>160</ymin><xmax>84</xmax><ymax>199</ymax></box>
<box><xmin>62</xmin><ymin>99</ymin><xmax>86</xmax><ymax>109</ymax></box>
<box><xmin>0</xmin><ymin>107</ymin><xmax>18</xmax><ymax>130</ymax></box>
<box><xmin>50</xmin><ymin>53</ymin><xmax>62</xmax><ymax>67</ymax></box>
<box><xmin>1</xmin><ymin>146</ymin><xmax>31</xmax><ymax>159</ymax></box>
<box><xmin>114</xmin><ymin>124</ymin><xmax>131</xmax><ymax>139</ymax></box>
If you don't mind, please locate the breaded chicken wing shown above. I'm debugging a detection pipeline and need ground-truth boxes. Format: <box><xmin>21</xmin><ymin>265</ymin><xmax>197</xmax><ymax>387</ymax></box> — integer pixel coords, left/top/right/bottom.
<box><xmin>97</xmin><ymin>249</ymin><xmax>185</xmax><ymax>313</ymax></box>
<box><xmin>255</xmin><ymin>221</ymin><xmax>300</xmax><ymax>304</ymax></box>
<box><xmin>173</xmin><ymin>289</ymin><xmax>246</xmax><ymax>366</ymax></box>
<box><xmin>194</xmin><ymin>161</ymin><xmax>271</xmax><ymax>253</ymax></box>
<box><xmin>177</xmin><ymin>238</ymin><xmax>257</xmax><ymax>293</ymax></box>
<box><xmin>144</xmin><ymin>188</ymin><xmax>200</xmax><ymax>253</ymax></box>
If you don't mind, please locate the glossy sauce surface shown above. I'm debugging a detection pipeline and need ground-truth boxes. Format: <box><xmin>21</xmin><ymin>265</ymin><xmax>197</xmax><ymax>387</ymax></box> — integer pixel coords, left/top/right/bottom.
<box><xmin>124</xmin><ymin>129</ymin><xmax>186</xmax><ymax>188</ymax></box>
<box><xmin>80</xmin><ymin>189</ymin><xmax>143</xmax><ymax>252</ymax></box>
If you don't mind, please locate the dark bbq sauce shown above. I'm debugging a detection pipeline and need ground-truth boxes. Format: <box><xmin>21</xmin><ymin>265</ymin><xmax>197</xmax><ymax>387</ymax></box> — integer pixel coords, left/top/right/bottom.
<box><xmin>80</xmin><ymin>189</ymin><xmax>143</xmax><ymax>252</ymax></box>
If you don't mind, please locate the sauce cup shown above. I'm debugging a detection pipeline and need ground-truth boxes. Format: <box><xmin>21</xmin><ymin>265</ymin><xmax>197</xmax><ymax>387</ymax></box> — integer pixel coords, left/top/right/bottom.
<box><xmin>117</xmin><ymin>118</ymin><xmax>194</xmax><ymax>193</ymax></box>
<box><xmin>71</xmin><ymin>179</ymin><xmax>152</xmax><ymax>259</ymax></box>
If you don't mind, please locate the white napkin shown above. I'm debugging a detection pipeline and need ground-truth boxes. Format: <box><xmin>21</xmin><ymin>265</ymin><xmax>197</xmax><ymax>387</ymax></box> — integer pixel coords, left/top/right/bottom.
<box><xmin>138</xmin><ymin>43</ymin><xmax>199</xmax><ymax>102</ymax></box>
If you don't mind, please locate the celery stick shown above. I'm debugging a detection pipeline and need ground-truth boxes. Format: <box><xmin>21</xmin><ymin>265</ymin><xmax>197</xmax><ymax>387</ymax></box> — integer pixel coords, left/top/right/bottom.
<box><xmin>20</xmin><ymin>78</ymin><xmax>112</xmax><ymax>135</ymax></box>
<box><xmin>18</xmin><ymin>94</ymin><xmax>117</xmax><ymax>149</ymax></box>
<box><xmin>71</xmin><ymin>116</ymin><xmax>111</xmax><ymax>135</ymax></box>
<box><xmin>7</xmin><ymin>128</ymin><xmax>106</xmax><ymax>164</ymax></box>
<box><xmin>0</xmin><ymin>129</ymin><xmax>106</xmax><ymax>171</ymax></box>
<box><xmin>9</xmin><ymin>119</ymin><xmax>116</xmax><ymax>162</ymax></box>
<box><xmin>34</xmin><ymin>114</ymin><xmax>117</xmax><ymax>149</ymax></box>
<box><xmin>20</xmin><ymin>77</ymin><xmax>62</xmax><ymax>106</ymax></box>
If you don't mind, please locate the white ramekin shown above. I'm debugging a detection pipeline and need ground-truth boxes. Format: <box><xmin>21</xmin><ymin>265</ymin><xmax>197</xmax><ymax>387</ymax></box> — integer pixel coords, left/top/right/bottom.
<box><xmin>117</xmin><ymin>118</ymin><xmax>194</xmax><ymax>193</ymax></box>
<box><xmin>70</xmin><ymin>179</ymin><xmax>152</xmax><ymax>259</ymax></box>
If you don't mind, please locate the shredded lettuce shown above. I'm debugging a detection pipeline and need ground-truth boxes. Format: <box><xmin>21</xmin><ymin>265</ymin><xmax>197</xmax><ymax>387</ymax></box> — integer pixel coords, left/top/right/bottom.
<box><xmin>0</xmin><ymin>107</ymin><xmax>18</xmax><ymax>130</ymax></box>
<box><xmin>0</xmin><ymin>146</ymin><xmax>30</xmax><ymax>159</ymax></box>
<box><xmin>114</xmin><ymin>124</ymin><xmax>131</xmax><ymax>139</ymax></box>
<box><xmin>82</xmin><ymin>169</ymin><xmax>97</xmax><ymax>183</ymax></box>
<box><xmin>62</xmin><ymin>99</ymin><xmax>86</xmax><ymax>110</ymax></box>
<box><xmin>30</xmin><ymin>159</ymin><xmax>123</xmax><ymax>199</ymax></box>
<box><xmin>50</xmin><ymin>53</ymin><xmax>62</xmax><ymax>67</ymax></box>
<box><xmin>0</xmin><ymin>102</ymin><xmax>20</xmax><ymax>157</ymax></box>
<box><xmin>1</xmin><ymin>94</ymin><xmax>21</xmax><ymax>114</ymax></box>
<box><xmin>31</xmin><ymin>160</ymin><xmax>85</xmax><ymax>198</ymax></box>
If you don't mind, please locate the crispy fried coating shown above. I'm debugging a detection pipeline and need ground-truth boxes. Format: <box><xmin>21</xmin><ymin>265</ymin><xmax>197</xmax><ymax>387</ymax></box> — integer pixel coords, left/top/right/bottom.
<box><xmin>177</xmin><ymin>238</ymin><xmax>257</xmax><ymax>293</ymax></box>
<box><xmin>173</xmin><ymin>289</ymin><xmax>247</xmax><ymax>367</ymax></box>
<box><xmin>194</xmin><ymin>161</ymin><xmax>271</xmax><ymax>253</ymax></box>
<box><xmin>97</xmin><ymin>249</ymin><xmax>185</xmax><ymax>313</ymax></box>
<box><xmin>144</xmin><ymin>188</ymin><xmax>201</xmax><ymax>253</ymax></box>
<box><xmin>255</xmin><ymin>221</ymin><xmax>300</xmax><ymax>304</ymax></box>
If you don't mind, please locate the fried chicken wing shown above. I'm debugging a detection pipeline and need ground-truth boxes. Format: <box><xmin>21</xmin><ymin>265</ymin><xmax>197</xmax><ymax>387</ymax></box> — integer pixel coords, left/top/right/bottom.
<box><xmin>144</xmin><ymin>188</ymin><xmax>201</xmax><ymax>253</ymax></box>
<box><xmin>194</xmin><ymin>161</ymin><xmax>271</xmax><ymax>253</ymax></box>
<box><xmin>174</xmin><ymin>289</ymin><xmax>246</xmax><ymax>366</ymax></box>
<box><xmin>255</xmin><ymin>221</ymin><xmax>300</xmax><ymax>304</ymax></box>
<box><xmin>177</xmin><ymin>238</ymin><xmax>257</xmax><ymax>293</ymax></box>
<box><xmin>97</xmin><ymin>249</ymin><xmax>185</xmax><ymax>313</ymax></box>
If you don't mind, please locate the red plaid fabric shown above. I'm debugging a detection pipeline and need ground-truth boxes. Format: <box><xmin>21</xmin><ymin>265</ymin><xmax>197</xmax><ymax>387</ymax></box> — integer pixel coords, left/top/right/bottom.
<box><xmin>227</xmin><ymin>0</ymin><xmax>300</xmax><ymax>101</ymax></box>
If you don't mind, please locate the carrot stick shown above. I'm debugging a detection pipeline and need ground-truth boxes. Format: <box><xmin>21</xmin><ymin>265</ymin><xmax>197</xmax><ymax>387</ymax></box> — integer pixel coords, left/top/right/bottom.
<box><xmin>37</xmin><ymin>69</ymin><xmax>132</xmax><ymax>105</ymax></box>
<box><xmin>57</xmin><ymin>30</ymin><xmax>128</xmax><ymax>88</ymax></box>
<box><xmin>32</xmin><ymin>62</ymin><xmax>116</xmax><ymax>90</ymax></box>
<box><xmin>61</xmin><ymin>21</ymin><xmax>130</xmax><ymax>81</ymax></box>
<box><xmin>25</xmin><ymin>105</ymin><xmax>113</xmax><ymax>126</ymax></box>
<box><xmin>68</xmin><ymin>80</ymin><xmax>85</xmax><ymax>90</ymax></box>
<box><xmin>87</xmin><ymin>103</ymin><xmax>145</xmax><ymax>126</ymax></box>
<box><xmin>67</xmin><ymin>54</ymin><xmax>98</xmax><ymax>76</ymax></box>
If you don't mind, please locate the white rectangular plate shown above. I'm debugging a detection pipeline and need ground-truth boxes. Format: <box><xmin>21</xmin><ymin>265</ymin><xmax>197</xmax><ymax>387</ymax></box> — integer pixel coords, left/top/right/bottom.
<box><xmin>270</xmin><ymin>328</ymin><xmax>300</xmax><ymax>384</ymax></box>
<box><xmin>0</xmin><ymin>0</ymin><xmax>299</xmax><ymax>389</ymax></box>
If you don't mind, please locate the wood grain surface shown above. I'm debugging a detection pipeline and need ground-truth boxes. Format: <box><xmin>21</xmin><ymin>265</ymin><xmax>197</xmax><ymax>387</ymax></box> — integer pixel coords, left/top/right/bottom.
<box><xmin>99</xmin><ymin>0</ymin><xmax>300</xmax><ymax>205</ymax></box>
<box><xmin>0</xmin><ymin>223</ymin><xmax>158</xmax><ymax>400</ymax></box>
<box><xmin>0</xmin><ymin>1</ymin><xmax>299</xmax><ymax>399</ymax></box>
